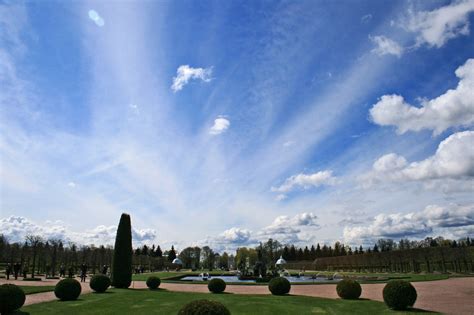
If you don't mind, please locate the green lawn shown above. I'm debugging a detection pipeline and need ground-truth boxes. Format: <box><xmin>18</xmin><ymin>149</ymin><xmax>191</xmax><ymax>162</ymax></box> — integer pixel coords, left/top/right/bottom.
<box><xmin>20</xmin><ymin>288</ymin><xmax>435</xmax><ymax>315</ymax></box>
<box><xmin>19</xmin><ymin>285</ymin><xmax>55</xmax><ymax>295</ymax></box>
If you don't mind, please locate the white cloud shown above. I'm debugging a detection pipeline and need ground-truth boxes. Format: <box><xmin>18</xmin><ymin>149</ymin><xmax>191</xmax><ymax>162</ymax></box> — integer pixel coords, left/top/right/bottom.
<box><xmin>271</xmin><ymin>170</ymin><xmax>335</xmax><ymax>193</ymax></box>
<box><xmin>370</xmin><ymin>35</ymin><xmax>403</xmax><ymax>57</ymax></box>
<box><xmin>67</xmin><ymin>181</ymin><xmax>76</xmax><ymax>188</ymax></box>
<box><xmin>258</xmin><ymin>212</ymin><xmax>320</xmax><ymax>244</ymax></box>
<box><xmin>406</xmin><ymin>0</ymin><xmax>474</xmax><ymax>48</ymax></box>
<box><xmin>171</xmin><ymin>65</ymin><xmax>212</xmax><ymax>92</ymax></box>
<box><xmin>370</xmin><ymin>58</ymin><xmax>474</xmax><ymax>135</ymax></box>
<box><xmin>209</xmin><ymin>117</ymin><xmax>230</xmax><ymax>135</ymax></box>
<box><xmin>365</xmin><ymin>131</ymin><xmax>474</xmax><ymax>184</ymax></box>
<box><xmin>88</xmin><ymin>9</ymin><xmax>105</xmax><ymax>27</ymax></box>
<box><xmin>201</xmin><ymin>212</ymin><xmax>320</xmax><ymax>252</ymax></box>
<box><xmin>343</xmin><ymin>204</ymin><xmax>474</xmax><ymax>244</ymax></box>
<box><xmin>221</xmin><ymin>227</ymin><xmax>252</xmax><ymax>244</ymax></box>
<box><xmin>372</xmin><ymin>153</ymin><xmax>407</xmax><ymax>172</ymax></box>
<box><xmin>0</xmin><ymin>216</ymin><xmax>156</xmax><ymax>245</ymax></box>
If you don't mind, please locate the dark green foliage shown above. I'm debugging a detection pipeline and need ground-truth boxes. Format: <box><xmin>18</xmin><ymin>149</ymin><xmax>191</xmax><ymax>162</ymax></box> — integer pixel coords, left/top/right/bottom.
<box><xmin>178</xmin><ymin>299</ymin><xmax>231</xmax><ymax>315</ymax></box>
<box><xmin>111</xmin><ymin>213</ymin><xmax>133</xmax><ymax>288</ymax></box>
<box><xmin>90</xmin><ymin>274</ymin><xmax>111</xmax><ymax>293</ymax></box>
<box><xmin>383</xmin><ymin>280</ymin><xmax>417</xmax><ymax>310</ymax></box>
<box><xmin>268</xmin><ymin>277</ymin><xmax>291</xmax><ymax>295</ymax></box>
<box><xmin>208</xmin><ymin>278</ymin><xmax>226</xmax><ymax>293</ymax></box>
<box><xmin>336</xmin><ymin>279</ymin><xmax>362</xmax><ymax>299</ymax></box>
<box><xmin>0</xmin><ymin>284</ymin><xmax>26</xmax><ymax>314</ymax></box>
<box><xmin>54</xmin><ymin>278</ymin><xmax>81</xmax><ymax>301</ymax></box>
<box><xmin>146</xmin><ymin>276</ymin><xmax>161</xmax><ymax>290</ymax></box>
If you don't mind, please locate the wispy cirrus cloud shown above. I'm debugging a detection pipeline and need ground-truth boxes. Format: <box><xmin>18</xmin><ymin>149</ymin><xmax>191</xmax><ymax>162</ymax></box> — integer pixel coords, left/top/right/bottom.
<box><xmin>370</xmin><ymin>35</ymin><xmax>403</xmax><ymax>57</ymax></box>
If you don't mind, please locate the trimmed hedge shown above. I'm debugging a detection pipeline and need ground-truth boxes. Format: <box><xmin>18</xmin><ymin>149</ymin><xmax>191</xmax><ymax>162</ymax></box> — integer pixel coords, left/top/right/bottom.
<box><xmin>383</xmin><ymin>280</ymin><xmax>417</xmax><ymax>310</ymax></box>
<box><xmin>178</xmin><ymin>299</ymin><xmax>231</xmax><ymax>315</ymax></box>
<box><xmin>208</xmin><ymin>278</ymin><xmax>226</xmax><ymax>293</ymax></box>
<box><xmin>111</xmin><ymin>213</ymin><xmax>133</xmax><ymax>288</ymax></box>
<box><xmin>0</xmin><ymin>284</ymin><xmax>26</xmax><ymax>314</ymax></box>
<box><xmin>90</xmin><ymin>274</ymin><xmax>111</xmax><ymax>293</ymax></box>
<box><xmin>336</xmin><ymin>279</ymin><xmax>362</xmax><ymax>299</ymax></box>
<box><xmin>268</xmin><ymin>277</ymin><xmax>291</xmax><ymax>295</ymax></box>
<box><xmin>146</xmin><ymin>276</ymin><xmax>161</xmax><ymax>290</ymax></box>
<box><xmin>54</xmin><ymin>278</ymin><xmax>82</xmax><ymax>301</ymax></box>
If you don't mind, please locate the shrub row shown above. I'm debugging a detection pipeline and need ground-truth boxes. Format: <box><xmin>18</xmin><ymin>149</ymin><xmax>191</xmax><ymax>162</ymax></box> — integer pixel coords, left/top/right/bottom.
<box><xmin>335</xmin><ymin>278</ymin><xmax>417</xmax><ymax>310</ymax></box>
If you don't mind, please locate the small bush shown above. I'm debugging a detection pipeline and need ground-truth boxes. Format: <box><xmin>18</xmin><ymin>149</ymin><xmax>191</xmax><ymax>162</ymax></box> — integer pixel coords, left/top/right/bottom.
<box><xmin>90</xmin><ymin>274</ymin><xmax>111</xmax><ymax>293</ymax></box>
<box><xmin>208</xmin><ymin>278</ymin><xmax>226</xmax><ymax>293</ymax></box>
<box><xmin>54</xmin><ymin>278</ymin><xmax>82</xmax><ymax>301</ymax></box>
<box><xmin>336</xmin><ymin>279</ymin><xmax>362</xmax><ymax>299</ymax></box>
<box><xmin>0</xmin><ymin>284</ymin><xmax>26</xmax><ymax>314</ymax></box>
<box><xmin>146</xmin><ymin>276</ymin><xmax>161</xmax><ymax>290</ymax></box>
<box><xmin>268</xmin><ymin>277</ymin><xmax>291</xmax><ymax>295</ymax></box>
<box><xmin>178</xmin><ymin>299</ymin><xmax>230</xmax><ymax>315</ymax></box>
<box><xmin>383</xmin><ymin>280</ymin><xmax>417</xmax><ymax>310</ymax></box>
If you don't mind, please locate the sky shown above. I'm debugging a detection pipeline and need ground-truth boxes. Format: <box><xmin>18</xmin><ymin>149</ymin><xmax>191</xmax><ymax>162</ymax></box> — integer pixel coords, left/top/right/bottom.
<box><xmin>1</xmin><ymin>0</ymin><xmax>473</xmax><ymax>253</ymax></box>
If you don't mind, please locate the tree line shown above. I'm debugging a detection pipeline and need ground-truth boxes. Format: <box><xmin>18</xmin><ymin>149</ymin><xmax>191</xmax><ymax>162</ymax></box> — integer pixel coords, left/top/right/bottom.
<box><xmin>0</xmin><ymin>234</ymin><xmax>187</xmax><ymax>278</ymax></box>
<box><xmin>2</xmin><ymin>233</ymin><xmax>472</xmax><ymax>277</ymax></box>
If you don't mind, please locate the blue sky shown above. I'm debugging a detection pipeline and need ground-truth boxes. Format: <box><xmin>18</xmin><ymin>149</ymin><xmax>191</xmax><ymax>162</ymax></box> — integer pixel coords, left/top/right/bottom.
<box><xmin>1</xmin><ymin>0</ymin><xmax>473</xmax><ymax>252</ymax></box>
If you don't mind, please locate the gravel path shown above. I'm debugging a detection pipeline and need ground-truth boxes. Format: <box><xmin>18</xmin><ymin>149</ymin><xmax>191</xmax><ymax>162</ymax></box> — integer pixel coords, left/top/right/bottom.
<box><xmin>2</xmin><ymin>277</ymin><xmax>473</xmax><ymax>314</ymax></box>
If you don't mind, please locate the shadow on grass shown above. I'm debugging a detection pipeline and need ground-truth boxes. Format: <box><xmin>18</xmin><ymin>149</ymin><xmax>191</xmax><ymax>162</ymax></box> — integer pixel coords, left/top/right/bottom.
<box><xmin>13</xmin><ymin>311</ymin><xmax>30</xmax><ymax>315</ymax></box>
<box><xmin>92</xmin><ymin>291</ymin><xmax>115</xmax><ymax>294</ymax></box>
<box><xmin>210</xmin><ymin>292</ymin><xmax>233</xmax><ymax>295</ymax></box>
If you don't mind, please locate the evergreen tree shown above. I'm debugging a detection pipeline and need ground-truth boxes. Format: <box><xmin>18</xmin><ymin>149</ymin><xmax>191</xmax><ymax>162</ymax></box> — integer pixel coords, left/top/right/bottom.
<box><xmin>156</xmin><ymin>245</ymin><xmax>163</xmax><ymax>257</ymax></box>
<box><xmin>315</xmin><ymin>243</ymin><xmax>322</xmax><ymax>257</ymax></box>
<box><xmin>282</xmin><ymin>246</ymin><xmax>290</xmax><ymax>260</ymax></box>
<box><xmin>297</xmin><ymin>248</ymin><xmax>304</xmax><ymax>260</ymax></box>
<box><xmin>289</xmin><ymin>245</ymin><xmax>297</xmax><ymax>260</ymax></box>
<box><xmin>310</xmin><ymin>245</ymin><xmax>316</xmax><ymax>259</ymax></box>
<box><xmin>111</xmin><ymin>213</ymin><xmax>133</xmax><ymax>288</ymax></box>
<box><xmin>168</xmin><ymin>245</ymin><xmax>177</xmax><ymax>262</ymax></box>
<box><xmin>373</xmin><ymin>244</ymin><xmax>379</xmax><ymax>253</ymax></box>
<box><xmin>303</xmin><ymin>246</ymin><xmax>310</xmax><ymax>260</ymax></box>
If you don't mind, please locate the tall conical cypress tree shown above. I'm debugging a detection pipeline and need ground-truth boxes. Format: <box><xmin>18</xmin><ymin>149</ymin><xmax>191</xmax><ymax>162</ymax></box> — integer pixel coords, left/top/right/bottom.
<box><xmin>111</xmin><ymin>213</ymin><xmax>132</xmax><ymax>288</ymax></box>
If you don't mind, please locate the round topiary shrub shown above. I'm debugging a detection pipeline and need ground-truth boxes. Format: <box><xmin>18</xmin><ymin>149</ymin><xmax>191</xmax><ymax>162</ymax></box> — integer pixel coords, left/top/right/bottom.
<box><xmin>208</xmin><ymin>278</ymin><xmax>226</xmax><ymax>293</ymax></box>
<box><xmin>146</xmin><ymin>276</ymin><xmax>161</xmax><ymax>290</ymax></box>
<box><xmin>90</xmin><ymin>274</ymin><xmax>111</xmax><ymax>293</ymax></box>
<box><xmin>54</xmin><ymin>278</ymin><xmax>82</xmax><ymax>301</ymax></box>
<box><xmin>336</xmin><ymin>279</ymin><xmax>362</xmax><ymax>299</ymax></box>
<box><xmin>268</xmin><ymin>277</ymin><xmax>291</xmax><ymax>295</ymax></box>
<box><xmin>383</xmin><ymin>280</ymin><xmax>417</xmax><ymax>310</ymax></box>
<box><xmin>0</xmin><ymin>284</ymin><xmax>26</xmax><ymax>314</ymax></box>
<box><xmin>178</xmin><ymin>299</ymin><xmax>230</xmax><ymax>315</ymax></box>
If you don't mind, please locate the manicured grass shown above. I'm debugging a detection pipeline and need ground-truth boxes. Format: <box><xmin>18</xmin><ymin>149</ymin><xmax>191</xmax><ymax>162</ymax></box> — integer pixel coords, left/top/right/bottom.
<box><xmin>19</xmin><ymin>285</ymin><xmax>55</xmax><ymax>294</ymax></box>
<box><xmin>21</xmin><ymin>288</ymin><xmax>435</xmax><ymax>314</ymax></box>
